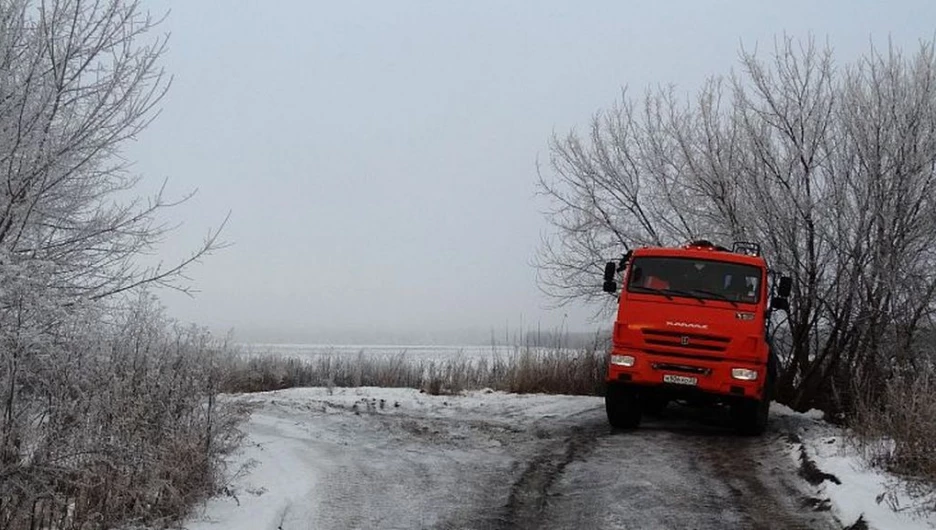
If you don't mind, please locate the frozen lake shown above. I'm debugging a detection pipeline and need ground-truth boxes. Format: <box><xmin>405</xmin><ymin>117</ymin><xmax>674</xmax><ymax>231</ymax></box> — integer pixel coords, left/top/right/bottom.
<box><xmin>239</xmin><ymin>343</ymin><xmax>541</xmax><ymax>363</ymax></box>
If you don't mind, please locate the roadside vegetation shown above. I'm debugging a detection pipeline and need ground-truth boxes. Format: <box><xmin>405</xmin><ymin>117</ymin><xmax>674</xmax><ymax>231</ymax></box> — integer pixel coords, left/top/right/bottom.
<box><xmin>852</xmin><ymin>371</ymin><xmax>936</xmax><ymax>491</ymax></box>
<box><xmin>1</xmin><ymin>294</ymin><xmax>245</xmax><ymax>529</ymax></box>
<box><xmin>224</xmin><ymin>343</ymin><xmax>608</xmax><ymax>397</ymax></box>
<box><xmin>0</xmin><ymin>1</ymin><xmax>234</xmax><ymax>528</ymax></box>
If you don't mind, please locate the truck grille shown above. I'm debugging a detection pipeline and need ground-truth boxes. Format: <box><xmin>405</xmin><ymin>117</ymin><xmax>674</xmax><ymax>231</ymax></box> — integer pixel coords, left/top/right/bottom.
<box><xmin>641</xmin><ymin>329</ymin><xmax>730</xmax><ymax>354</ymax></box>
<box><xmin>650</xmin><ymin>362</ymin><xmax>712</xmax><ymax>375</ymax></box>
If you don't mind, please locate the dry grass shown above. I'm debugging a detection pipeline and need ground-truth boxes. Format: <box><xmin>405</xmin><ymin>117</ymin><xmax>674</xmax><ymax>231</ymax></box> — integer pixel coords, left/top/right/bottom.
<box><xmin>222</xmin><ymin>345</ymin><xmax>608</xmax><ymax>397</ymax></box>
<box><xmin>478</xmin><ymin>346</ymin><xmax>608</xmax><ymax>395</ymax></box>
<box><xmin>851</xmin><ymin>371</ymin><xmax>936</xmax><ymax>488</ymax></box>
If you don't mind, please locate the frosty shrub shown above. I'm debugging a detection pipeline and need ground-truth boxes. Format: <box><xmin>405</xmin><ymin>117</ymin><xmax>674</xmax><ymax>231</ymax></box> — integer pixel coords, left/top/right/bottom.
<box><xmin>0</xmin><ymin>293</ymin><xmax>245</xmax><ymax>529</ymax></box>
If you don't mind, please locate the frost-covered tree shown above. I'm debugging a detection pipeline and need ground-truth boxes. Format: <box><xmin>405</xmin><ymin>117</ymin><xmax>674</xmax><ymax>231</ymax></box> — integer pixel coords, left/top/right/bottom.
<box><xmin>0</xmin><ymin>2</ymin><xmax>234</xmax><ymax>528</ymax></box>
<box><xmin>537</xmin><ymin>37</ymin><xmax>936</xmax><ymax>411</ymax></box>
<box><xmin>0</xmin><ymin>0</ymin><xmax>222</xmax><ymax>303</ymax></box>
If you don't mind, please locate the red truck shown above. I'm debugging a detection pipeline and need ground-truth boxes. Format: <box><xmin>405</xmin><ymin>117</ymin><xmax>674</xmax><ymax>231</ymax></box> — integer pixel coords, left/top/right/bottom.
<box><xmin>601</xmin><ymin>241</ymin><xmax>791</xmax><ymax>435</ymax></box>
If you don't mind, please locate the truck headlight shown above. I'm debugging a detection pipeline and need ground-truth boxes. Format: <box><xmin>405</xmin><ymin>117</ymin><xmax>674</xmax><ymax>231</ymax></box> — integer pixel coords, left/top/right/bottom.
<box><xmin>731</xmin><ymin>368</ymin><xmax>758</xmax><ymax>381</ymax></box>
<box><xmin>610</xmin><ymin>355</ymin><xmax>636</xmax><ymax>367</ymax></box>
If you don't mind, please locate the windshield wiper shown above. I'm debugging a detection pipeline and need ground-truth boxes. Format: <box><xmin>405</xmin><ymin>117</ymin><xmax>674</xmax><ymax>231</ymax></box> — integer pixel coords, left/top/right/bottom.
<box><xmin>629</xmin><ymin>285</ymin><xmax>673</xmax><ymax>300</ymax></box>
<box><xmin>688</xmin><ymin>289</ymin><xmax>738</xmax><ymax>307</ymax></box>
<box><xmin>662</xmin><ymin>288</ymin><xmax>707</xmax><ymax>304</ymax></box>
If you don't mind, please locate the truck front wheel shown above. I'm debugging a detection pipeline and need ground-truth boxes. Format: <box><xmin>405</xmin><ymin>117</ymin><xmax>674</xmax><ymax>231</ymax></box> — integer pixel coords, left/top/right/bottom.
<box><xmin>734</xmin><ymin>356</ymin><xmax>776</xmax><ymax>436</ymax></box>
<box><xmin>732</xmin><ymin>397</ymin><xmax>769</xmax><ymax>436</ymax></box>
<box><xmin>605</xmin><ymin>383</ymin><xmax>641</xmax><ymax>429</ymax></box>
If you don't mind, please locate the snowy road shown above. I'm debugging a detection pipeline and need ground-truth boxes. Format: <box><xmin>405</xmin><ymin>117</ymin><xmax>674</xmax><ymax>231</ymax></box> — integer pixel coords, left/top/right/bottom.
<box><xmin>489</xmin><ymin>415</ymin><xmax>836</xmax><ymax>530</ymax></box>
<box><xmin>185</xmin><ymin>388</ymin><xmax>843</xmax><ymax>530</ymax></box>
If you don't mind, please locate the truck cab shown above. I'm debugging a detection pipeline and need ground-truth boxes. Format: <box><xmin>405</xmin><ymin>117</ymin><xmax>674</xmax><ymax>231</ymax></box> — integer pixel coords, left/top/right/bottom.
<box><xmin>602</xmin><ymin>241</ymin><xmax>791</xmax><ymax>435</ymax></box>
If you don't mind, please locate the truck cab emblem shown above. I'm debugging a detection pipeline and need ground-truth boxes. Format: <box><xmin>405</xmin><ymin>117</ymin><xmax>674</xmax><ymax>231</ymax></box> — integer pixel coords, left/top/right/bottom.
<box><xmin>680</xmin><ymin>336</ymin><xmax>690</xmax><ymax>346</ymax></box>
<box><xmin>665</xmin><ymin>320</ymin><xmax>709</xmax><ymax>330</ymax></box>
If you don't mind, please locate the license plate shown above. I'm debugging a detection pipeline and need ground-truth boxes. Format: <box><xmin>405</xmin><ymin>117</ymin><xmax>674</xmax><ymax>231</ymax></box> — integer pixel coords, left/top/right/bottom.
<box><xmin>663</xmin><ymin>374</ymin><xmax>698</xmax><ymax>386</ymax></box>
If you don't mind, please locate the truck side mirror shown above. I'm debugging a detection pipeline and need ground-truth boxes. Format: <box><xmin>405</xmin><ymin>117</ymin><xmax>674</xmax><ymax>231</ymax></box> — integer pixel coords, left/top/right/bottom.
<box><xmin>770</xmin><ymin>297</ymin><xmax>790</xmax><ymax>312</ymax></box>
<box><xmin>777</xmin><ymin>276</ymin><xmax>792</xmax><ymax>298</ymax></box>
<box><xmin>603</xmin><ymin>261</ymin><xmax>617</xmax><ymax>294</ymax></box>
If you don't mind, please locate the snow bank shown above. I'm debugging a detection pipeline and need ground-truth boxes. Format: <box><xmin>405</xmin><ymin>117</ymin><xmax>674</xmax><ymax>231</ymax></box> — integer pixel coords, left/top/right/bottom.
<box><xmin>772</xmin><ymin>404</ymin><xmax>936</xmax><ymax>530</ymax></box>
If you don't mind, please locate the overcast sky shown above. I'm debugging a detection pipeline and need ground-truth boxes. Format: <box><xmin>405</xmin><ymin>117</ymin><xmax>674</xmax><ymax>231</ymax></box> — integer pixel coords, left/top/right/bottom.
<box><xmin>129</xmin><ymin>1</ymin><xmax>936</xmax><ymax>344</ymax></box>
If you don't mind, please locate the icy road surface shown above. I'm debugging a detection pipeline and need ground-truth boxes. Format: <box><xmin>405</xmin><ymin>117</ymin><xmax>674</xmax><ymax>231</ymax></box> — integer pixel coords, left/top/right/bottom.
<box><xmin>186</xmin><ymin>388</ymin><xmax>840</xmax><ymax>530</ymax></box>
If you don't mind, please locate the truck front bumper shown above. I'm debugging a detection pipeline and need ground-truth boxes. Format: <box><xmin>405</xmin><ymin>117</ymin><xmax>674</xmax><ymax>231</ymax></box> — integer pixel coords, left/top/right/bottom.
<box><xmin>606</xmin><ymin>350</ymin><xmax>767</xmax><ymax>401</ymax></box>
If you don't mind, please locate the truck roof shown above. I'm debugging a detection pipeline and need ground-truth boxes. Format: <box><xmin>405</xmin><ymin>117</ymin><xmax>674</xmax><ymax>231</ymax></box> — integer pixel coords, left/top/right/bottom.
<box><xmin>632</xmin><ymin>245</ymin><xmax>767</xmax><ymax>268</ymax></box>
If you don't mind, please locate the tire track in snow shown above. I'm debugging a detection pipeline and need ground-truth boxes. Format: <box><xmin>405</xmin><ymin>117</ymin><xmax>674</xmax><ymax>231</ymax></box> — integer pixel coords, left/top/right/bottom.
<box><xmin>697</xmin><ymin>429</ymin><xmax>837</xmax><ymax>530</ymax></box>
<box><xmin>472</xmin><ymin>405</ymin><xmax>842</xmax><ymax>530</ymax></box>
<box><xmin>490</xmin><ymin>423</ymin><xmax>602</xmax><ymax>530</ymax></box>
<box><xmin>222</xmin><ymin>390</ymin><xmax>842</xmax><ymax>530</ymax></box>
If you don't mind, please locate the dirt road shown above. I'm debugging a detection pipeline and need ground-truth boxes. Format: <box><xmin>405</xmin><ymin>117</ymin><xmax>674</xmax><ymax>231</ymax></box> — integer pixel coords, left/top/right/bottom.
<box><xmin>481</xmin><ymin>410</ymin><xmax>837</xmax><ymax>530</ymax></box>
<box><xmin>241</xmin><ymin>390</ymin><xmax>841</xmax><ymax>530</ymax></box>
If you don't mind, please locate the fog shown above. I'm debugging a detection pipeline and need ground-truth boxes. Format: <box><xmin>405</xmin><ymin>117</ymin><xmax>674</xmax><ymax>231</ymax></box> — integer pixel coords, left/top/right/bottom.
<box><xmin>129</xmin><ymin>1</ymin><xmax>935</xmax><ymax>344</ymax></box>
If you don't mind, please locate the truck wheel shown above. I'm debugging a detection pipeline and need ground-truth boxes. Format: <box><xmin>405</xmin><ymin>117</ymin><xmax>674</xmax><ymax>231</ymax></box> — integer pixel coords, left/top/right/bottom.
<box><xmin>606</xmin><ymin>384</ymin><xmax>641</xmax><ymax>429</ymax></box>
<box><xmin>732</xmin><ymin>397</ymin><xmax>769</xmax><ymax>436</ymax></box>
<box><xmin>735</xmin><ymin>357</ymin><xmax>776</xmax><ymax>436</ymax></box>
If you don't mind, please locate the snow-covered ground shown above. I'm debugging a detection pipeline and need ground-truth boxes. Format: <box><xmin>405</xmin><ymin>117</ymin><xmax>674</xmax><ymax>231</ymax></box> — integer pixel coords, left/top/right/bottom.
<box><xmin>773</xmin><ymin>404</ymin><xmax>936</xmax><ymax>530</ymax></box>
<box><xmin>183</xmin><ymin>387</ymin><xmax>605</xmax><ymax>530</ymax></box>
<box><xmin>180</xmin><ymin>388</ymin><xmax>935</xmax><ymax>530</ymax></box>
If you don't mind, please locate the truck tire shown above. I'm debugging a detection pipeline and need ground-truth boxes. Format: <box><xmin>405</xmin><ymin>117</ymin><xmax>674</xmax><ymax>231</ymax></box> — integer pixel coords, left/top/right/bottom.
<box><xmin>606</xmin><ymin>383</ymin><xmax>641</xmax><ymax>429</ymax></box>
<box><xmin>734</xmin><ymin>355</ymin><xmax>777</xmax><ymax>436</ymax></box>
<box><xmin>732</xmin><ymin>397</ymin><xmax>769</xmax><ymax>435</ymax></box>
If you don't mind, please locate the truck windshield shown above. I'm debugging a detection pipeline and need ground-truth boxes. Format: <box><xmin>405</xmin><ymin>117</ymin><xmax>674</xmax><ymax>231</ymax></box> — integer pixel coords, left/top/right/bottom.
<box><xmin>626</xmin><ymin>257</ymin><xmax>761</xmax><ymax>304</ymax></box>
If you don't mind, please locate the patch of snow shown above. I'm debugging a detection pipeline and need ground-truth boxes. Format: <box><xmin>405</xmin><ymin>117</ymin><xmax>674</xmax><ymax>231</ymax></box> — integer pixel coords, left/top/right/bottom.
<box><xmin>772</xmin><ymin>403</ymin><xmax>936</xmax><ymax>530</ymax></box>
<box><xmin>183</xmin><ymin>401</ymin><xmax>325</xmax><ymax>530</ymax></box>
<box><xmin>772</xmin><ymin>402</ymin><xmax>824</xmax><ymax>421</ymax></box>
